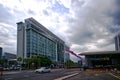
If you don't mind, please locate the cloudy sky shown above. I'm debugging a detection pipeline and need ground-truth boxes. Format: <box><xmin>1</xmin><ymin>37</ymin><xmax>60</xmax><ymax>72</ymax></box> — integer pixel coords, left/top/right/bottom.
<box><xmin>0</xmin><ymin>0</ymin><xmax>120</xmax><ymax>61</ymax></box>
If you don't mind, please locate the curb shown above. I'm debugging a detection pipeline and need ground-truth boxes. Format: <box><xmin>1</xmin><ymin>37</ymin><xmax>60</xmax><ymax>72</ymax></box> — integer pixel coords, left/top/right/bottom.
<box><xmin>109</xmin><ymin>73</ymin><xmax>120</xmax><ymax>80</ymax></box>
<box><xmin>54</xmin><ymin>73</ymin><xmax>79</xmax><ymax>80</ymax></box>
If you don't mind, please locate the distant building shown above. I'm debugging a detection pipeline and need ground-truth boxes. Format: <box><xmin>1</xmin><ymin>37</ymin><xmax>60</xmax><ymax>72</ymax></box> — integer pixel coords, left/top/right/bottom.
<box><xmin>115</xmin><ymin>34</ymin><xmax>120</xmax><ymax>50</ymax></box>
<box><xmin>4</xmin><ymin>52</ymin><xmax>16</xmax><ymax>60</ymax></box>
<box><xmin>17</xmin><ymin>18</ymin><xmax>65</xmax><ymax>63</ymax></box>
<box><xmin>0</xmin><ymin>47</ymin><xmax>3</xmax><ymax>59</ymax></box>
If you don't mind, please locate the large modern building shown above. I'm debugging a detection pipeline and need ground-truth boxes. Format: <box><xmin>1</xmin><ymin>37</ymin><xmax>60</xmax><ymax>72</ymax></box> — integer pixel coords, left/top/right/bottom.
<box><xmin>0</xmin><ymin>47</ymin><xmax>3</xmax><ymax>59</ymax></box>
<box><xmin>115</xmin><ymin>33</ymin><xmax>120</xmax><ymax>50</ymax></box>
<box><xmin>64</xmin><ymin>46</ymin><xmax>70</xmax><ymax>62</ymax></box>
<box><xmin>17</xmin><ymin>18</ymin><xmax>65</xmax><ymax>63</ymax></box>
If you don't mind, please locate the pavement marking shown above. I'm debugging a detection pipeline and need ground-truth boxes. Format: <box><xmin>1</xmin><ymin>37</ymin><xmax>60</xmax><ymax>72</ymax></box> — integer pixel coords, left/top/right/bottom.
<box><xmin>4</xmin><ymin>72</ymin><xmax>21</xmax><ymax>75</ymax></box>
<box><xmin>54</xmin><ymin>73</ymin><xmax>79</xmax><ymax>80</ymax></box>
<box><xmin>6</xmin><ymin>78</ymin><xmax>13</xmax><ymax>80</ymax></box>
<box><xmin>24</xmin><ymin>75</ymin><xmax>29</xmax><ymax>77</ymax></box>
<box><xmin>94</xmin><ymin>74</ymin><xmax>98</xmax><ymax>76</ymax></box>
<box><xmin>109</xmin><ymin>73</ymin><xmax>120</xmax><ymax>80</ymax></box>
<box><xmin>64</xmin><ymin>71</ymin><xmax>79</xmax><ymax>75</ymax></box>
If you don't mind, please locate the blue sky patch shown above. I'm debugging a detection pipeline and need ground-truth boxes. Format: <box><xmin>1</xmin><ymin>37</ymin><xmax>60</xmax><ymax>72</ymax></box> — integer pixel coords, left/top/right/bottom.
<box><xmin>51</xmin><ymin>1</ymin><xmax>69</xmax><ymax>14</ymax></box>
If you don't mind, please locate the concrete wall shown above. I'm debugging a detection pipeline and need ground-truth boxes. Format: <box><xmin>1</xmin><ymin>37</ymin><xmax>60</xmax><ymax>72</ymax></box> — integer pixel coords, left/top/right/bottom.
<box><xmin>17</xmin><ymin>22</ymin><xmax>26</xmax><ymax>59</ymax></box>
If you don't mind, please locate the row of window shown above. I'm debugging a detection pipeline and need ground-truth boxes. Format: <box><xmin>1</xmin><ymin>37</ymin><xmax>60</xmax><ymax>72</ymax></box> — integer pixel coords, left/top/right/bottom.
<box><xmin>26</xmin><ymin>29</ymin><xmax>56</xmax><ymax>59</ymax></box>
<box><xmin>26</xmin><ymin>24</ymin><xmax>65</xmax><ymax>62</ymax></box>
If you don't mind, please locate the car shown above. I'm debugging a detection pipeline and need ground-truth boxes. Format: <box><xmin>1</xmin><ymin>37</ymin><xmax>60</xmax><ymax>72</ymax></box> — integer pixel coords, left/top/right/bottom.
<box><xmin>0</xmin><ymin>66</ymin><xmax>3</xmax><ymax>71</ymax></box>
<box><xmin>3</xmin><ymin>67</ymin><xmax>10</xmax><ymax>71</ymax></box>
<box><xmin>35</xmin><ymin>67</ymin><xmax>51</xmax><ymax>73</ymax></box>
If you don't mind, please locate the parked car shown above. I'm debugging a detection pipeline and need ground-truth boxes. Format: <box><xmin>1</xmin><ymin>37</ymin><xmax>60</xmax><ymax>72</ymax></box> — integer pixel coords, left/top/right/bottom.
<box><xmin>35</xmin><ymin>67</ymin><xmax>51</xmax><ymax>73</ymax></box>
<box><xmin>3</xmin><ymin>67</ymin><xmax>10</xmax><ymax>71</ymax></box>
<box><xmin>0</xmin><ymin>66</ymin><xmax>3</xmax><ymax>71</ymax></box>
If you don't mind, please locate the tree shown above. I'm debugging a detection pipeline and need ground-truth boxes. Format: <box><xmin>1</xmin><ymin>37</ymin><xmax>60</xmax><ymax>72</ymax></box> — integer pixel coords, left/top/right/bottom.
<box><xmin>17</xmin><ymin>57</ymin><xmax>23</xmax><ymax>71</ymax></box>
<box><xmin>65</xmin><ymin>60</ymin><xmax>76</xmax><ymax>68</ymax></box>
<box><xmin>0</xmin><ymin>56</ymin><xmax>8</xmax><ymax>67</ymax></box>
<box><xmin>23</xmin><ymin>56</ymin><xmax>52</xmax><ymax>69</ymax></box>
<box><xmin>17</xmin><ymin>57</ymin><xmax>22</xmax><ymax>62</ymax></box>
<box><xmin>23</xmin><ymin>58</ymin><xmax>32</xmax><ymax>69</ymax></box>
<box><xmin>31</xmin><ymin>56</ymin><xmax>52</xmax><ymax>69</ymax></box>
<box><xmin>31</xmin><ymin>56</ymin><xmax>39</xmax><ymax>69</ymax></box>
<box><xmin>40</xmin><ymin>56</ymin><xmax>52</xmax><ymax>67</ymax></box>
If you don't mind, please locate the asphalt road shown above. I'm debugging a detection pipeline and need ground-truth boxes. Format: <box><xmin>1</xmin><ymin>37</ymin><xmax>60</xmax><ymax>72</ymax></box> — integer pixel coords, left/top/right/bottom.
<box><xmin>1</xmin><ymin>69</ymin><xmax>120</xmax><ymax>80</ymax></box>
<box><xmin>0</xmin><ymin>69</ymin><xmax>80</xmax><ymax>80</ymax></box>
<box><xmin>65</xmin><ymin>72</ymin><xmax>120</xmax><ymax>80</ymax></box>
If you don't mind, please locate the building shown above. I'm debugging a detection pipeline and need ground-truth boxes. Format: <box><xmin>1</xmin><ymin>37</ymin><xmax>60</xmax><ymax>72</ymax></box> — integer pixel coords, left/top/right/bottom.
<box><xmin>79</xmin><ymin>51</ymin><xmax>120</xmax><ymax>69</ymax></box>
<box><xmin>0</xmin><ymin>47</ymin><xmax>3</xmax><ymax>59</ymax></box>
<box><xmin>115</xmin><ymin>33</ymin><xmax>120</xmax><ymax>50</ymax></box>
<box><xmin>64</xmin><ymin>45</ymin><xmax>70</xmax><ymax>62</ymax></box>
<box><xmin>4</xmin><ymin>52</ymin><xmax>16</xmax><ymax>60</ymax></box>
<box><xmin>17</xmin><ymin>17</ymin><xmax>65</xmax><ymax>63</ymax></box>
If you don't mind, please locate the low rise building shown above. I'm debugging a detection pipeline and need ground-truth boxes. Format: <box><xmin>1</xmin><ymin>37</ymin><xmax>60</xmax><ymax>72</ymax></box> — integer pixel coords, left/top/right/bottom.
<box><xmin>79</xmin><ymin>51</ymin><xmax>120</xmax><ymax>69</ymax></box>
<box><xmin>4</xmin><ymin>52</ymin><xmax>16</xmax><ymax>60</ymax></box>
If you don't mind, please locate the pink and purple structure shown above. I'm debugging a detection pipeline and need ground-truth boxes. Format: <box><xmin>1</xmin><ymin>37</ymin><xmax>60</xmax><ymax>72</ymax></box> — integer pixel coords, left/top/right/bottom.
<box><xmin>66</xmin><ymin>49</ymin><xmax>82</xmax><ymax>60</ymax></box>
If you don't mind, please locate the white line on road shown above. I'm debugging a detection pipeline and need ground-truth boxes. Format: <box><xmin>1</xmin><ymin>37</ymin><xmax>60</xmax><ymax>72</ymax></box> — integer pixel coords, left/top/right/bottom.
<box><xmin>24</xmin><ymin>75</ymin><xmax>29</xmax><ymax>77</ymax></box>
<box><xmin>54</xmin><ymin>73</ymin><xmax>79</xmax><ymax>80</ymax></box>
<box><xmin>6</xmin><ymin>78</ymin><xmax>13</xmax><ymax>80</ymax></box>
<box><xmin>64</xmin><ymin>71</ymin><xmax>79</xmax><ymax>75</ymax></box>
<box><xmin>4</xmin><ymin>72</ymin><xmax>21</xmax><ymax>75</ymax></box>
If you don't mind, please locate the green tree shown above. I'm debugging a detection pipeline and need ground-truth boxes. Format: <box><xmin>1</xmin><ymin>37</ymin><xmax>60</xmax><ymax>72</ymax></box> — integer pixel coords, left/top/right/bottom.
<box><xmin>17</xmin><ymin>57</ymin><xmax>22</xmax><ymax>62</ymax></box>
<box><xmin>0</xmin><ymin>56</ymin><xmax>8</xmax><ymax>67</ymax></box>
<box><xmin>23</xmin><ymin>55</ymin><xmax>52</xmax><ymax>69</ymax></box>
<box><xmin>31</xmin><ymin>56</ymin><xmax>52</xmax><ymax>69</ymax></box>
<box><xmin>17</xmin><ymin>57</ymin><xmax>23</xmax><ymax>71</ymax></box>
<box><xmin>41</xmin><ymin>56</ymin><xmax>52</xmax><ymax>67</ymax></box>
<box><xmin>31</xmin><ymin>56</ymin><xmax>39</xmax><ymax>69</ymax></box>
<box><xmin>65</xmin><ymin>60</ymin><xmax>76</xmax><ymax>68</ymax></box>
<box><xmin>24</xmin><ymin>58</ymin><xmax>32</xmax><ymax>69</ymax></box>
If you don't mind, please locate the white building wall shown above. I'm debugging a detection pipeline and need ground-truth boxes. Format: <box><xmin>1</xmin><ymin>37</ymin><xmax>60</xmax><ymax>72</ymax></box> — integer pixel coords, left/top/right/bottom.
<box><xmin>17</xmin><ymin>22</ymin><xmax>26</xmax><ymax>59</ymax></box>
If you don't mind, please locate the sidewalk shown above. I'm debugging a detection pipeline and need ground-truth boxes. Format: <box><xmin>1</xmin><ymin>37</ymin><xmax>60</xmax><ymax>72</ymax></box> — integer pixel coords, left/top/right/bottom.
<box><xmin>85</xmin><ymin>69</ymin><xmax>110</xmax><ymax>74</ymax></box>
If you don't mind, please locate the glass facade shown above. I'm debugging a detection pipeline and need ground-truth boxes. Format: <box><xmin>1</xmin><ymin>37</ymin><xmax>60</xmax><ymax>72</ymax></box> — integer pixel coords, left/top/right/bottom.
<box><xmin>26</xmin><ymin>24</ymin><xmax>57</xmax><ymax>61</ymax></box>
<box><xmin>57</xmin><ymin>43</ymin><xmax>64</xmax><ymax>62</ymax></box>
<box><xmin>17</xmin><ymin>18</ymin><xmax>66</xmax><ymax>63</ymax></box>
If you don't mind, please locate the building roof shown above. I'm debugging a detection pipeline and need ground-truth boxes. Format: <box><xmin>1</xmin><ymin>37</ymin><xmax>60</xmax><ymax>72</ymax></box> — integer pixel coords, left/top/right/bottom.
<box><xmin>25</xmin><ymin>17</ymin><xmax>64</xmax><ymax>43</ymax></box>
<box><xmin>79</xmin><ymin>51</ymin><xmax>120</xmax><ymax>55</ymax></box>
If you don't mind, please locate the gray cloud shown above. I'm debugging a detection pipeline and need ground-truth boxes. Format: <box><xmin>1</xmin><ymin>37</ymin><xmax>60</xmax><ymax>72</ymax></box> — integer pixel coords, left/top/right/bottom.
<box><xmin>0</xmin><ymin>4</ymin><xmax>15</xmax><ymax>25</ymax></box>
<box><xmin>96</xmin><ymin>39</ymin><xmax>114</xmax><ymax>49</ymax></box>
<box><xmin>43</xmin><ymin>10</ymin><xmax>50</xmax><ymax>16</ymax></box>
<box><xmin>0</xmin><ymin>0</ymin><xmax>119</xmax><ymax>62</ymax></box>
<box><xmin>112</xmin><ymin>0</ymin><xmax>120</xmax><ymax>30</ymax></box>
<box><xmin>65</xmin><ymin>0</ymin><xmax>116</xmax><ymax>53</ymax></box>
<box><xmin>28</xmin><ymin>9</ymin><xmax>36</xmax><ymax>15</ymax></box>
<box><xmin>0</xmin><ymin>3</ymin><xmax>17</xmax><ymax>54</ymax></box>
<box><xmin>0</xmin><ymin>23</ymin><xmax>16</xmax><ymax>54</ymax></box>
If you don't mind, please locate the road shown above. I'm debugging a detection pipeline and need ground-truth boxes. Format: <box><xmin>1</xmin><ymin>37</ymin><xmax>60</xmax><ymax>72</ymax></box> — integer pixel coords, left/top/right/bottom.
<box><xmin>0</xmin><ymin>69</ymin><xmax>120</xmax><ymax>80</ymax></box>
<box><xmin>66</xmin><ymin>71</ymin><xmax>120</xmax><ymax>80</ymax></box>
<box><xmin>0</xmin><ymin>69</ymin><xmax>80</xmax><ymax>80</ymax></box>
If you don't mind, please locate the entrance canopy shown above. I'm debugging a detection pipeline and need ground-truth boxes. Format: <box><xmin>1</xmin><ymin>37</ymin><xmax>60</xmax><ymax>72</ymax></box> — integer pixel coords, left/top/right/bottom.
<box><xmin>79</xmin><ymin>51</ymin><xmax>120</xmax><ymax>55</ymax></box>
